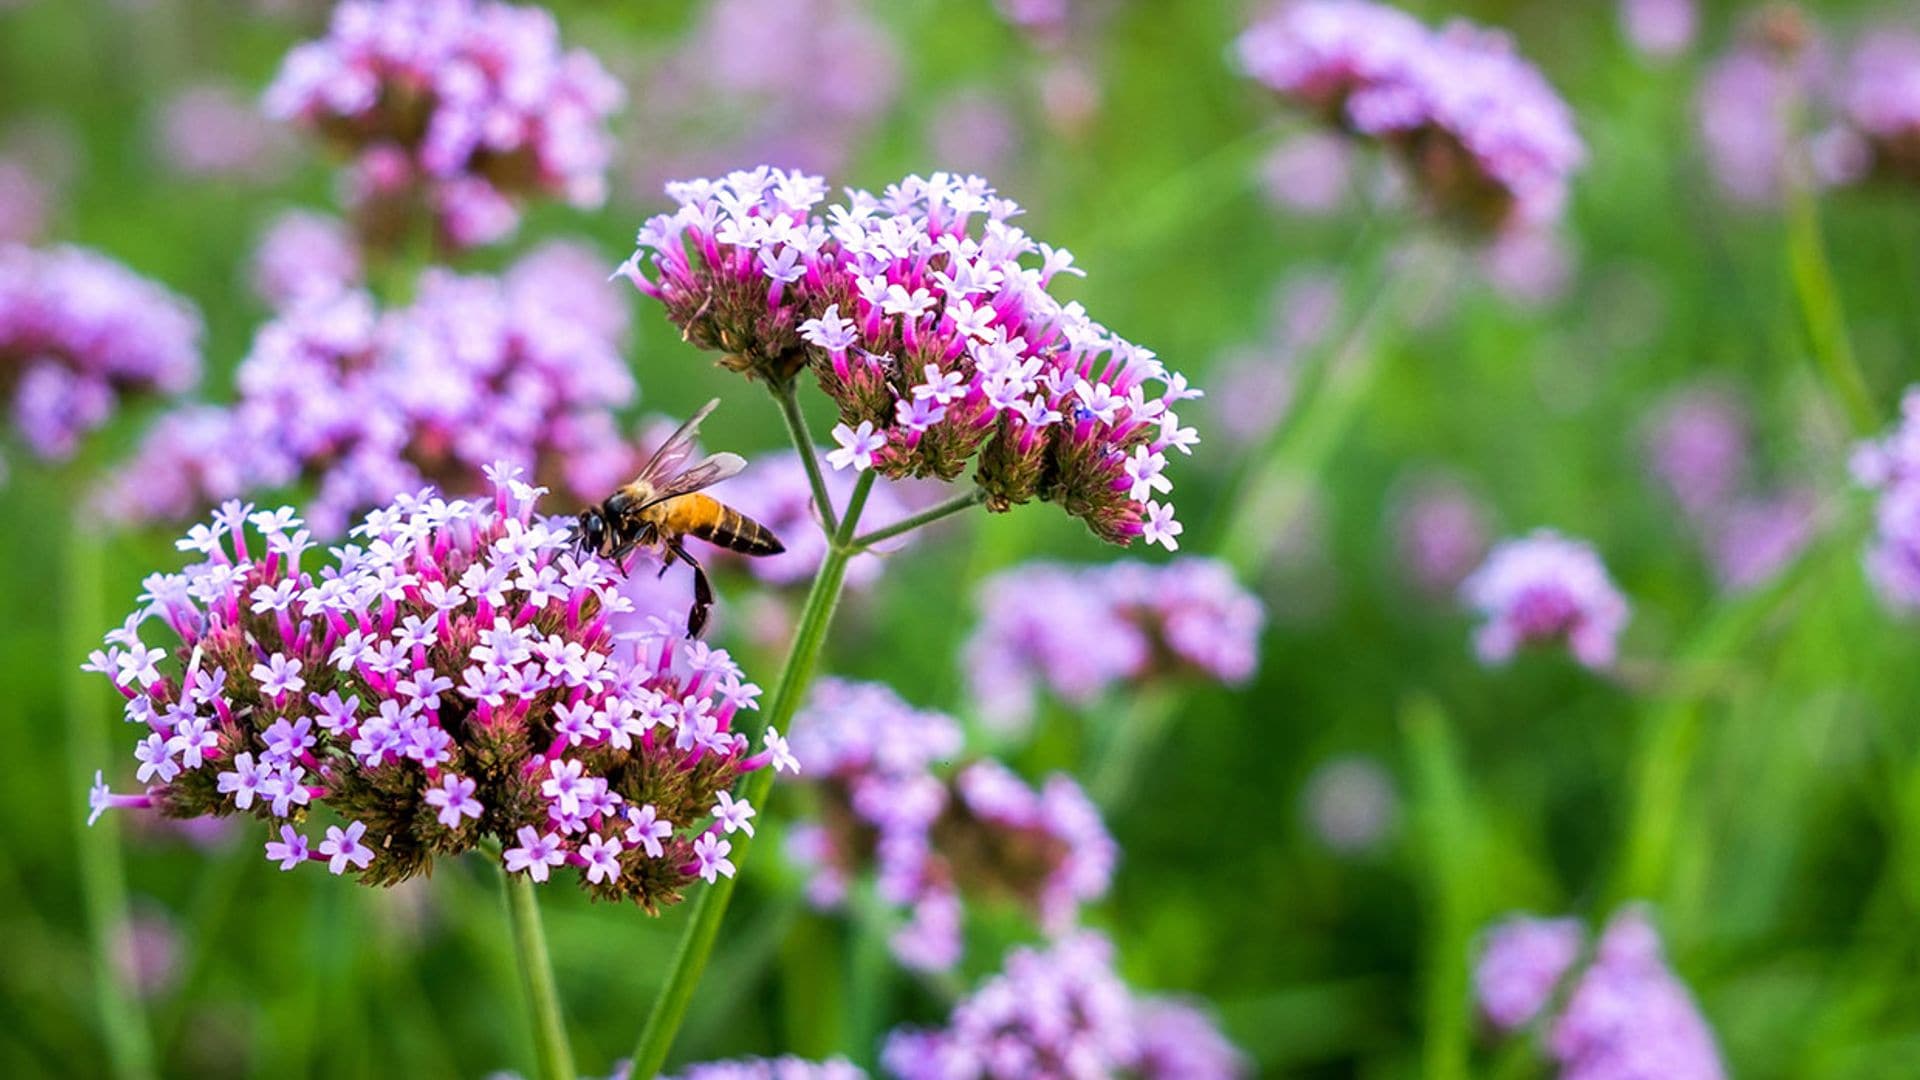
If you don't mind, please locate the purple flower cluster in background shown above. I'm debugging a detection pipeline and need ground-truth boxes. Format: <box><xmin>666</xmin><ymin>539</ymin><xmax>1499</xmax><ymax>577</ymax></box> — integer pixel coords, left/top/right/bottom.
<box><xmin>86</xmin><ymin>465</ymin><xmax>790</xmax><ymax>908</ymax></box>
<box><xmin>617</xmin><ymin>168</ymin><xmax>1200</xmax><ymax>549</ymax></box>
<box><xmin>784</xmin><ymin>679</ymin><xmax>1113</xmax><ymax>972</ymax></box>
<box><xmin>628</xmin><ymin>0</ymin><xmax>899</xmax><ymax>193</ymax></box>
<box><xmin>1391</xmin><ymin>471</ymin><xmax>1493</xmax><ymax>597</ymax></box>
<box><xmin>152</xmin><ymin>83</ymin><xmax>292</xmax><ymax>184</ymax></box>
<box><xmin>882</xmin><ymin>931</ymin><xmax>1245</xmax><ymax>1080</ymax></box>
<box><xmin>102</xmin><ymin>240</ymin><xmax>633</xmax><ymax>536</ymax></box>
<box><xmin>1476</xmin><ymin>909</ymin><xmax>1725</xmax><ymax>1080</ymax></box>
<box><xmin>1618</xmin><ymin>0</ymin><xmax>1696</xmax><ymax>61</ymax></box>
<box><xmin>1696</xmin><ymin>13</ymin><xmax>1920</xmax><ymax>206</ymax></box>
<box><xmin>0</xmin><ymin>244</ymin><xmax>202</xmax><ymax>470</ymax></box>
<box><xmin>1849</xmin><ymin>386</ymin><xmax>1920</xmax><ymax>611</ymax></box>
<box><xmin>1236</xmin><ymin>0</ymin><xmax>1586</xmax><ymax>231</ymax></box>
<box><xmin>1643</xmin><ymin>385</ymin><xmax>1818</xmax><ymax>592</ymax></box>
<box><xmin>264</xmin><ymin>0</ymin><xmax>623</xmax><ymax>252</ymax></box>
<box><xmin>1461</xmin><ymin>530</ymin><xmax>1629</xmax><ymax>670</ymax></box>
<box><xmin>964</xmin><ymin>559</ymin><xmax>1263</xmax><ymax>734</ymax></box>
<box><xmin>662</xmin><ymin>1058</ymin><xmax>866</xmax><ymax>1080</ymax></box>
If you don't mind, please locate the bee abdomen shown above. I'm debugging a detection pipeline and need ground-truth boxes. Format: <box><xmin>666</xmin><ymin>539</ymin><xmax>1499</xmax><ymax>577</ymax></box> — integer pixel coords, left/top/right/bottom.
<box><xmin>683</xmin><ymin>497</ymin><xmax>786</xmax><ymax>557</ymax></box>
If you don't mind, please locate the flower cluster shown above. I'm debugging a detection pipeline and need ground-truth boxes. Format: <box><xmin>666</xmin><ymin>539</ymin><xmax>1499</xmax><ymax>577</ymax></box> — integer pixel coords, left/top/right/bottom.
<box><xmin>1476</xmin><ymin>909</ymin><xmax>1725</xmax><ymax>1080</ymax></box>
<box><xmin>628</xmin><ymin>0</ymin><xmax>899</xmax><ymax>192</ymax></box>
<box><xmin>86</xmin><ymin>466</ymin><xmax>790</xmax><ymax>909</ymax></box>
<box><xmin>101</xmin><ymin>241</ymin><xmax>633</xmax><ymax>536</ymax></box>
<box><xmin>663</xmin><ymin>1058</ymin><xmax>866</xmax><ymax>1080</ymax></box>
<box><xmin>0</xmin><ymin>244</ymin><xmax>202</xmax><ymax>468</ymax></box>
<box><xmin>1236</xmin><ymin>0</ymin><xmax>1585</xmax><ymax>231</ymax></box>
<box><xmin>617</xmin><ymin>168</ymin><xmax>1200</xmax><ymax>549</ymax></box>
<box><xmin>264</xmin><ymin>0</ymin><xmax>623</xmax><ymax>251</ymax></box>
<box><xmin>1643</xmin><ymin>385</ymin><xmax>1817</xmax><ymax>592</ymax></box>
<box><xmin>882</xmin><ymin>931</ymin><xmax>1245</xmax><ymax>1080</ymax></box>
<box><xmin>784</xmin><ymin>679</ymin><xmax>1114</xmax><ymax>972</ymax></box>
<box><xmin>1694</xmin><ymin>16</ymin><xmax>1832</xmax><ymax>206</ymax></box>
<box><xmin>1837</xmin><ymin>28</ymin><xmax>1920</xmax><ymax>186</ymax></box>
<box><xmin>1460</xmin><ymin>530</ymin><xmax>1629</xmax><ymax>671</ymax></box>
<box><xmin>963</xmin><ymin>559</ymin><xmax>1263</xmax><ymax>734</ymax></box>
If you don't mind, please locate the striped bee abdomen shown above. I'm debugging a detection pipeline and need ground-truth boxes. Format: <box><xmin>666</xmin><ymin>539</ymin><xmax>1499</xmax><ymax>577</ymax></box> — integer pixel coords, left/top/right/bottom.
<box><xmin>668</xmin><ymin>493</ymin><xmax>786</xmax><ymax>556</ymax></box>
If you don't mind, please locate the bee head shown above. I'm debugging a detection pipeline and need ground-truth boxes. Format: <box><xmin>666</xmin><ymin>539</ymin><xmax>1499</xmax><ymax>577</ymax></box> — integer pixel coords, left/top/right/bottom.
<box><xmin>575</xmin><ymin>510</ymin><xmax>606</xmax><ymax>557</ymax></box>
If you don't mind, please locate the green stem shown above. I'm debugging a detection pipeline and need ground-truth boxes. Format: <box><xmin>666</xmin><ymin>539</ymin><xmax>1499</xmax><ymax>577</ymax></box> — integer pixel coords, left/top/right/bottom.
<box><xmin>629</xmin><ymin>467</ymin><xmax>878</xmax><ymax>1078</ymax></box>
<box><xmin>851</xmin><ymin>488</ymin><xmax>985</xmax><ymax>550</ymax></box>
<box><xmin>1214</xmin><ymin>238</ymin><xmax>1433</xmax><ymax>578</ymax></box>
<box><xmin>773</xmin><ymin>380</ymin><xmax>839</xmax><ymax>535</ymax></box>
<box><xmin>1402</xmin><ymin>696</ymin><xmax>1474</xmax><ymax>1080</ymax></box>
<box><xmin>500</xmin><ymin>868</ymin><xmax>575</xmax><ymax>1080</ymax></box>
<box><xmin>1784</xmin><ymin>114</ymin><xmax>1877</xmax><ymax>435</ymax></box>
<box><xmin>66</xmin><ymin>523</ymin><xmax>157</xmax><ymax>1080</ymax></box>
<box><xmin>1087</xmin><ymin>685</ymin><xmax>1183</xmax><ymax>810</ymax></box>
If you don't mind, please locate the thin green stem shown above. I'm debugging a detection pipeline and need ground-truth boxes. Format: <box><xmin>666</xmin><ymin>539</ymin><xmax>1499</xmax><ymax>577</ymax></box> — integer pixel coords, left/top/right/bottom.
<box><xmin>1087</xmin><ymin>685</ymin><xmax>1183</xmax><ymax>810</ymax></box>
<box><xmin>1402</xmin><ymin>696</ymin><xmax>1474</xmax><ymax>1080</ymax></box>
<box><xmin>629</xmin><ymin>461</ymin><xmax>878</xmax><ymax>1079</ymax></box>
<box><xmin>500</xmin><ymin>868</ymin><xmax>575</xmax><ymax>1080</ymax></box>
<box><xmin>773</xmin><ymin>380</ymin><xmax>839</xmax><ymax>535</ymax></box>
<box><xmin>851</xmin><ymin>488</ymin><xmax>985</xmax><ymax>550</ymax></box>
<box><xmin>65</xmin><ymin>522</ymin><xmax>157</xmax><ymax>1080</ymax></box>
<box><xmin>1784</xmin><ymin>112</ymin><xmax>1878</xmax><ymax>436</ymax></box>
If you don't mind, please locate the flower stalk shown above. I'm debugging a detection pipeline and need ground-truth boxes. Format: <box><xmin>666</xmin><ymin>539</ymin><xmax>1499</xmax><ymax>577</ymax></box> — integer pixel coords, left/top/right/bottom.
<box><xmin>852</xmin><ymin>488</ymin><xmax>986</xmax><ymax>550</ymax></box>
<box><xmin>500</xmin><ymin>866</ymin><xmax>575</xmax><ymax>1080</ymax></box>
<box><xmin>629</xmin><ymin>444</ymin><xmax>880</xmax><ymax>1077</ymax></box>
<box><xmin>64</xmin><ymin>515</ymin><xmax>157</xmax><ymax>1080</ymax></box>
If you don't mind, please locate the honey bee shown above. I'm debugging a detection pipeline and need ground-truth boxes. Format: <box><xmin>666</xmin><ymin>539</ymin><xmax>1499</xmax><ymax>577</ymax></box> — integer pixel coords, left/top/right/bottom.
<box><xmin>576</xmin><ymin>398</ymin><xmax>785</xmax><ymax>637</ymax></box>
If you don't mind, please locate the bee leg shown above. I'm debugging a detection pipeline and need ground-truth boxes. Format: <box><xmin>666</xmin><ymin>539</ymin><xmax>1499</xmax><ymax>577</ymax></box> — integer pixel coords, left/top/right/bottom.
<box><xmin>669</xmin><ymin>541</ymin><xmax>714</xmax><ymax>639</ymax></box>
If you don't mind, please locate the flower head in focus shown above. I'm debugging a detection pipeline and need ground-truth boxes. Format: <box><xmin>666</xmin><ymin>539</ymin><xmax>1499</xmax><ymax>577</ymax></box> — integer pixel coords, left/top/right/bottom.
<box><xmin>784</xmin><ymin>679</ymin><xmax>1113</xmax><ymax>972</ymax></box>
<box><xmin>1461</xmin><ymin>530</ymin><xmax>1629</xmax><ymax>670</ymax></box>
<box><xmin>882</xmin><ymin>931</ymin><xmax>1246</xmax><ymax>1080</ymax></box>
<box><xmin>964</xmin><ymin>559</ymin><xmax>1264</xmax><ymax>734</ymax></box>
<box><xmin>1236</xmin><ymin>0</ymin><xmax>1586</xmax><ymax>232</ymax></box>
<box><xmin>0</xmin><ymin>244</ymin><xmax>202</xmax><ymax>470</ymax></box>
<box><xmin>86</xmin><ymin>466</ymin><xmax>785</xmax><ymax>910</ymax></box>
<box><xmin>264</xmin><ymin>0</ymin><xmax>624</xmax><ymax>252</ymax></box>
<box><xmin>619</xmin><ymin>168</ymin><xmax>1200</xmax><ymax>548</ymax></box>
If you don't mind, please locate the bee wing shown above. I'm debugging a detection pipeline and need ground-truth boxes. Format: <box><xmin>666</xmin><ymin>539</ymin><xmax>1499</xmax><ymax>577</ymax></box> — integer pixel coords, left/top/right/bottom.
<box><xmin>638</xmin><ymin>452</ymin><xmax>749</xmax><ymax>508</ymax></box>
<box><xmin>632</xmin><ymin>398</ymin><xmax>722</xmax><ymax>488</ymax></box>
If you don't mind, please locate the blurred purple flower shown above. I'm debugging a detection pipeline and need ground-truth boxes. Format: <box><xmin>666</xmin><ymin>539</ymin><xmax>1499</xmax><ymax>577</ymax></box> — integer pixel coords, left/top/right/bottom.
<box><xmin>1237</xmin><ymin>0</ymin><xmax>1586</xmax><ymax>230</ymax></box>
<box><xmin>1392</xmin><ymin>471</ymin><xmax>1492</xmax><ymax>597</ymax></box>
<box><xmin>663</xmin><ymin>1058</ymin><xmax>866</xmax><ymax>1080</ymax></box>
<box><xmin>86</xmin><ymin>466</ymin><xmax>783</xmax><ymax>909</ymax></box>
<box><xmin>0</xmin><ymin>155</ymin><xmax>50</xmax><ymax>244</ymax></box>
<box><xmin>1643</xmin><ymin>385</ymin><xmax>1749</xmax><ymax>520</ymax></box>
<box><xmin>928</xmin><ymin>90</ymin><xmax>1022</xmax><ymax>180</ymax></box>
<box><xmin>1475</xmin><ymin>914</ymin><xmax>1584</xmax><ymax>1031</ymax></box>
<box><xmin>153</xmin><ymin>83</ymin><xmax>292</xmax><ymax>183</ymax></box>
<box><xmin>1549</xmin><ymin>908</ymin><xmax>1726</xmax><ymax>1080</ymax></box>
<box><xmin>964</xmin><ymin>559</ymin><xmax>1264</xmax><ymax>734</ymax></box>
<box><xmin>785</xmin><ymin>679</ymin><xmax>1113</xmax><ymax>972</ymax></box>
<box><xmin>1619</xmin><ymin>0</ymin><xmax>1696</xmax><ymax>61</ymax></box>
<box><xmin>0</xmin><ymin>244</ymin><xmax>202</xmax><ymax>468</ymax></box>
<box><xmin>882</xmin><ymin>931</ymin><xmax>1246</xmax><ymax>1080</ymax></box>
<box><xmin>620</xmin><ymin>169</ymin><xmax>1199</xmax><ymax>549</ymax></box>
<box><xmin>250</xmin><ymin>210</ymin><xmax>362</xmax><ymax>311</ymax></box>
<box><xmin>1482</xmin><ymin>227</ymin><xmax>1575</xmax><ymax>308</ymax></box>
<box><xmin>265</xmin><ymin>0</ymin><xmax>623</xmax><ymax>252</ymax></box>
<box><xmin>1851</xmin><ymin>388</ymin><xmax>1920</xmax><ymax>611</ymax></box>
<box><xmin>1839</xmin><ymin>28</ymin><xmax>1920</xmax><ymax>185</ymax></box>
<box><xmin>1259</xmin><ymin>131</ymin><xmax>1355</xmax><ymax>215</ymax></box>
<box><xmin>1462</xmin><ymin>530</ymin><xmax>1629</xmax><ymax>670</ymax></box>
<box><xmin>1301</xmin><ymin>754</ymin><xmax>1399</xmax><ymax>854</ymax></box>
<box><xmin>1703</xmin><ymin>490</ymin><xmax>1818</xmax><ymax>592</ymax></box>
<box><xmin>113</xmin><ymin>905</ymin><xmax>183</xmax><ymax>1000</ymax></box>
<box><xmin>103</xmin><ymin>240</ymin><xmax>632</xmax><ymax>534</ymax></box>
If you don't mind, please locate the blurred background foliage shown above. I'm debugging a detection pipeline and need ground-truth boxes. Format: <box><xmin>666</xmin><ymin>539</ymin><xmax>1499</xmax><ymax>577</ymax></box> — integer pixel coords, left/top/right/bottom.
<box><xmin>4</xmin><ymin>0</ymin><xmax>1920</xmax><ymax>1076</ymax></box>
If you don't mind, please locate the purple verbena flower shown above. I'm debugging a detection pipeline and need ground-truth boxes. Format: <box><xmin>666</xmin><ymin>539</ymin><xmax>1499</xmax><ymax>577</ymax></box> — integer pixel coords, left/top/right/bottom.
<box><xmin>662</xmin><ymin>1057</ymin><xmax>866</xmax><ymax>1080</ymax></box>
<box><xmin>964</xmin><ymin>559</ymin><xmax>1264</xmax><ymax>734</ymax></box>
<box><xmin>1237</xmin><ymin>1</ymin><xmax>1585</xmax><ymax>230</ymax></box>
<box><xmin>1547</xmin><ymin>908</ymin><xmax>1726</xmax><ymax>1080</ymax></box>
<box><xmin>102</xmin><ymin>241</ymin><xmax>633</xmax><ymax>535</ymax></box>
<box><xmin>1392</xmin><ymin>471</ymin><xmax>1492</xmax><ymax>598</ymax></box>
<box><xmin>620</xmin><ymin>169</ymin><xmax>1199</xmax><ymax>548</ymax></box>
<box><xmin>1619</xmin><ymin>0</ymin><xmax>1696</xmax><ymax>61</ymax></box>
<box><xmin>1461</xmin><ymin>530</ymin><xmax>1629</xmax><ymax>670</ymax></box>
<box><xmin>86</xmin><ymin>465</ymin><xmax>779</xmax><ymax>909</ymax></box>
<box><xmin>785</xmin><ymin>678</ymin><xmax>1114</xmax><ymax>972</ymax></box>
<box><xmin>882</xmin><ymin>931</ymin><xmax>1246</xmax><ymax>1080</ymax></box>
<box><xmin>264</xmin><ymin>0</ymin><xmax>623</xmax><ymax>253</ymax></box>
<box><xmin>1475</xmin><ymin>914</ymin><xmax>1586</xmax><ymax>1031</ymax></box>
<box><xmin>0</xmin><ymin>244</ymin><xmax>201</xmax><ymax>469</ymax></box>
